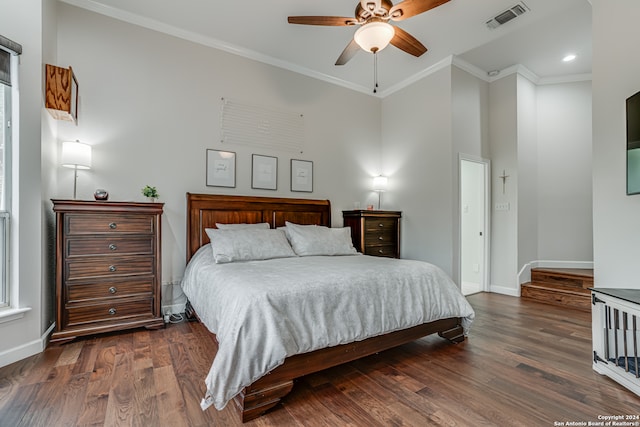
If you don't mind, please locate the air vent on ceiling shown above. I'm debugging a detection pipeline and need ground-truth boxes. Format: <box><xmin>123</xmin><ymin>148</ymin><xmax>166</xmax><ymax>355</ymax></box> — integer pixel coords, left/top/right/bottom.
<box><xmin>486</xmin><ymin>2</ymin><xmax>529</xmax><ymax>29</ymax></box>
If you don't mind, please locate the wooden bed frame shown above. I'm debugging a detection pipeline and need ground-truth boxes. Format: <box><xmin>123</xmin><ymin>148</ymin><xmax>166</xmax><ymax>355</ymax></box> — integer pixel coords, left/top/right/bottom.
<box><xmin>185</xmin><ymin>192</ymin><xmax>465</xmax><ymax>422</ymax></box>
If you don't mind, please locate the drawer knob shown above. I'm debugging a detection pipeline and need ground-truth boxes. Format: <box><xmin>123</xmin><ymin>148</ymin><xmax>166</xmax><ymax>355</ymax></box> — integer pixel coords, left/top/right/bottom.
<box><xmin>378</xmin><ymin>236</ymin><xmax>384</xmax><ymax>240</ymax></box>
<box><xmin>378</xmin><ymin>249</ymin><xmax>384</xmax><ymax>254</ymax></box>
<box><xmin>108</xmin><ymin>265</ymin><xmax>117</xmax><ymax>272</ymax></box>
<box><xmin>378</xmin><ymin>223</ymin><xmax>384</xmax><ymax>227</ymax></box>
<box><xmin>108</xmin><ymin>243</ymin><xmax>117</xmax><ymax>251</ymax></box>
<box><xmin>108</xmin><ymin>286</ymin><xmax>117</xmax><ymax>294</ymax></box>
<box><xmin>108</xmin><ymin>308</ymin><xmax>117</xmax><ymax>315</ymax></box>
<box><xmin>109</xmin><ymin>222</ymin><xmax>117</xmax><ymax>229</ymax></box>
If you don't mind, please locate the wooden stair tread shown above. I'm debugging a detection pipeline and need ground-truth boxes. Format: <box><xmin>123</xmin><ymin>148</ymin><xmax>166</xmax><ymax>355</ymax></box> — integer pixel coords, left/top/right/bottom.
<box><xmin>522</xmin><ymin>282</ymin><xmax>591</xmax><ymax>296</ymax></box>
<box><xmin>521</xmin><ymin>283</ymin><xmax>590</xmax><ymax>311</ymax></box>
<box><xmin>531</xmin><ymin>268</ymin><xmax>593</xmax><ymax>291</ymax></box>
<box><xmin>531</xmin><ymin>267</ymin><xmax>593</xmax><ymax>279</ymax></box>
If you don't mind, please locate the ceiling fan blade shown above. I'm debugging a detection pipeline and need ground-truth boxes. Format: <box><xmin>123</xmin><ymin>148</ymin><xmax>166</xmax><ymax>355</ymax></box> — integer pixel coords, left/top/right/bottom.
<box><xmin>390</xmin><ymin>26</ymin><xmax>427</xmax><ymax>57</ymax></box>
<box><xmin>288</xmin><ymin>16</ymin><xmax>359</xmax><ymax>26</ymax></box>
<box><xmin>389</xmin><ymin>0</ymin><xmax>450</xmax><ymax>21</ymax></box>
<box><xmin>335</xmin><ymin>39</ymin><xmax>360</xmax><ymax>65</ymax></box>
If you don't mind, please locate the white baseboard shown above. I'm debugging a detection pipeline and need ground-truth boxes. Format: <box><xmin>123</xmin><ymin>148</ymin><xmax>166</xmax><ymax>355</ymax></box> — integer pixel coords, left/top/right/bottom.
<box><xmin>0</xmin><ymin>323</ymin><xmax>55</xmax><ymax>368</ymax></box>
<box><xmin>489</xmin><ymin>284</ymin><xmax>520</xmax><ymax>297</ymax></box>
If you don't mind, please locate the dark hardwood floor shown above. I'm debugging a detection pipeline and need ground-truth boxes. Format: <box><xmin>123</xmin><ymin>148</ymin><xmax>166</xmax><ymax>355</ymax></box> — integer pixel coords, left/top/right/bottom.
<box><xmin>1</xmin><ymin>293</ymin><xmax>639</xmax><ymax>426</ymax></box>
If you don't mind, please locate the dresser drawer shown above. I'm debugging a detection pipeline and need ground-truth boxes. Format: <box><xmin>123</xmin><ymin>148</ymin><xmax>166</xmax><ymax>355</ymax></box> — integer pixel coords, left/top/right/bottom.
<box><xmin>66</xmin><ymin>255</ymin><xmax>155</xmax><ymax>280</ymax></box>
<box><xmin>66</xmin><ymin>214</ymin><xmax>155</xmax><ymax>235</ymax></box>
<box><xmin>67</xmin><ymin>278</ymin><xmax>153</xmax><ymax>303</ymax></box>
<box><xmin>66</xmin><ymin>298</ymin><xmax>154</xmax><ymax>327</ymax></box>
<box><xmin>66</xmin><ymin>236</ymin><xmax>154</xmax><ymax>257</ymax></box>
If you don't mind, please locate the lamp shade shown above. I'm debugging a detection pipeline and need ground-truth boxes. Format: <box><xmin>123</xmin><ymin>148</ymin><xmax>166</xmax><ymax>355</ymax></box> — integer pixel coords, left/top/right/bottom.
<box><xmin>61</xmin><ymin>141</ymin><xmax>92</xmax><ymax>170</ymax></box>
<box><xmin>373</xmin><ymin>175</ymin><xmax>388</xmax><ymax>192</ymax></box>
<box><xmin>354</xmin><ymin>21</ymin><xmax>395</xmax><ymax>53</ymax></box>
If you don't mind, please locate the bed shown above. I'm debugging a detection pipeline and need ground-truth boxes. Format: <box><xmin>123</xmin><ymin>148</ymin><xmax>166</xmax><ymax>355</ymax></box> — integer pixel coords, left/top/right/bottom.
<box><xmin>181</xmin><ymin>193</ymin><xmax>475</xmax><ymax>422</ymax></box>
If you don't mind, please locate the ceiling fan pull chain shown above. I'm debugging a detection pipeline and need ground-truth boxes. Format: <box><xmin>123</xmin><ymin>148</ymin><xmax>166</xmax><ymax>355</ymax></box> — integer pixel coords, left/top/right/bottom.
<box><xmin>373</xmin><ymin>50</ymin><xmax>378</xmax><ymax>94</ymax></box>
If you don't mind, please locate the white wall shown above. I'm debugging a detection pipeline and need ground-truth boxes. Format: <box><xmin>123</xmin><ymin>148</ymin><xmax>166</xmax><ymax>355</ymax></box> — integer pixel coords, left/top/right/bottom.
<box><xmin>489</xmin><ymin>74</ymin><xmax>519</xmax><ymax>294</ymax></box>
<box><xmin>537</xmin><ymin>81</ymin><xmax>592</xmax><ymax>261</ymax></box>
<box><xmin>517</xmin><ymin>75</ymin><xmax>538</xmax><ymax>269</ymax></box>
<box><xmin>0</xmin><ymin>0</ymin><xmax>54</xmax><ymax>367</ymax></box>
<box><xmin>41</xmin><ymin>0</ymin><xmax>59</xmax><ymax>337</ymax></box>
<box><xmin>381</xmin><ymin>66</ymin><xmax>454</xmax><ymax>276</ymax></box>
<box><xmin>451</xmin><ymin>67</ymin><xmax>490</xmax><ymax>160</ymax></box>
<box><xmin>592</xmin><ymin>0</ymin><xmax>640</xmax><ymax>288</ymax></box>
<box><xmin>54</xmin><ymin>4</ymin><xmax>382</xmax><ymax>307</ymax></box>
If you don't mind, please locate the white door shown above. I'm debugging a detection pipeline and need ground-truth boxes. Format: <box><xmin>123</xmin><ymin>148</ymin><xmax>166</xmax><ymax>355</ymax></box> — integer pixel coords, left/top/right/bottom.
<box><xmin>460</xmin><ymin>157</ymin><xmax>489</xmax><ymax>295</ymax></box>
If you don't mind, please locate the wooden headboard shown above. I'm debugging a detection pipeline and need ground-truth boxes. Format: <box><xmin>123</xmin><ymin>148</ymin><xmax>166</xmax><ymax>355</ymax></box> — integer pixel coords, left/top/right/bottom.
<box><xmin>186</xmin><ymin>193</ymin><xmax>331</xmax><ymax>261</ymax></box>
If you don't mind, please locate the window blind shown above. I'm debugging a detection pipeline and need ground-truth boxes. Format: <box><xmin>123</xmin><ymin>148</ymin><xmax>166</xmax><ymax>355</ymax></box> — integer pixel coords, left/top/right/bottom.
<box><xmin>0</xmin><ymin>35</ymin><xmax>22</xmax><ymax>86</ymax></box>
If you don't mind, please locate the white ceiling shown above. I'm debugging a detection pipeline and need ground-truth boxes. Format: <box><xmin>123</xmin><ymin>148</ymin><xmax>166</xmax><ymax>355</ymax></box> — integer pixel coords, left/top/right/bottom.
<box><xmin>60</xmin><ymin>0</ymin><xmax>592</xmax><ymax>96</ymax></box>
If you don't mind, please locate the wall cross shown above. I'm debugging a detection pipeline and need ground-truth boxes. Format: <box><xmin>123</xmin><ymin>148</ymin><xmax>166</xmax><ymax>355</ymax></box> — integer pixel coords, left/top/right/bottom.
<box><xmin>499</xmin><ymin>169</ymin><xmax>510</xmax><ymax>194</ymax></box>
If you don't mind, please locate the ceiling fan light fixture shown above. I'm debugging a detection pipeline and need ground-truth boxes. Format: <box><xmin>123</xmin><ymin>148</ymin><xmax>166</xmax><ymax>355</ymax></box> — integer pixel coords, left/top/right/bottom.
<box><xmin>354</xmin><ymin>21</ymin><xmax>395</xmax><ymax>53</ymax></box>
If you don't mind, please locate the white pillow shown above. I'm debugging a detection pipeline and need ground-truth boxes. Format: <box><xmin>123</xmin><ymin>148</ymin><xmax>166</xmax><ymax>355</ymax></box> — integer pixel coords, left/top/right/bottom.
<box><xmin>215</xmin><ymin>222</ymin><xmax>270</xmax><ymax>230</ymax></box>
<box><xmin>284</xmin><ymin>221</ymin><xmax>358</xmax><ymax>256</ymax></box>
<box><xmin>205</xmin><ymin>228</ymin><xmax>296</xmax><ymax>264</ymax></box>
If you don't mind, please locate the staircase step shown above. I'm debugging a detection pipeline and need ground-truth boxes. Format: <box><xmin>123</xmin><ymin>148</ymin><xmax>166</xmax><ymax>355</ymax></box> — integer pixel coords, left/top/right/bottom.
<box><xmin>531</xmin><ymin>267</ymin><xmax>594</xmax><ymax>291</ymax></box>
<box><xmin>521</xmin><ymin>282</ymin><xmax>591</xmax><ymax>311</ymax></box>
<box><xmin>529</xmin><ymin>281</ymin><xmax>591</xmax><ymax>295</ymax></box>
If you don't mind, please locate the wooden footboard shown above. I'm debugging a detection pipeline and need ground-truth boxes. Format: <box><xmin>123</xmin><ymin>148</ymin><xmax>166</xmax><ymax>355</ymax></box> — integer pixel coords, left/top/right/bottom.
<box><xmin>192</xmin><ymin>298</ymin><xmax>464</xmax><ymax>423</ymax></box>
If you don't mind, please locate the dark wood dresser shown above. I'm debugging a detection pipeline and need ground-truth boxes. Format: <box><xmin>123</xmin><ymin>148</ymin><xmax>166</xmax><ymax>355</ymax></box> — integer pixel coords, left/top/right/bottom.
<box><xmin>51</xmin><ymin>200</ymin><xmax>164</xmax><ymax>344</ymax></box>
<box><xmin>342</xmin><ymin>210</ymin><xmax>401</xmax><ymax>258</ymax></box>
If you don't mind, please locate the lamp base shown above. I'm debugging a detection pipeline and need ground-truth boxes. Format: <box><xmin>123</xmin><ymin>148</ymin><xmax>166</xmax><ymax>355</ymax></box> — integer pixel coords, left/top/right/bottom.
<box><xmin>72</xmin><ymin>168</ymin><xmax>78</xmax><ymax>199</ymax></box>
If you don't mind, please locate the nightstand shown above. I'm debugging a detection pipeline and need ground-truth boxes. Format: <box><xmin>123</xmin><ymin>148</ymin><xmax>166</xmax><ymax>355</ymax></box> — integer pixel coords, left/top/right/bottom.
<box><xmin>51</xmin><ymin>200</ymin><xmax>164</xmax><ymax>344</ymax></box>
<box><xmin>342</xmin><ymin>210</ymin><xmax>401</xmax><ymax>258</ymax></box>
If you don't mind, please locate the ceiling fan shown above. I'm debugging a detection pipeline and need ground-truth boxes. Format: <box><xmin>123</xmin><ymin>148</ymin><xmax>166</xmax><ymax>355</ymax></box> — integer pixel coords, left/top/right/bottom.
<box><xmin>288</xmin><ymin>0</ymin><xmax>451</xmax><ymax>66</ymax></box>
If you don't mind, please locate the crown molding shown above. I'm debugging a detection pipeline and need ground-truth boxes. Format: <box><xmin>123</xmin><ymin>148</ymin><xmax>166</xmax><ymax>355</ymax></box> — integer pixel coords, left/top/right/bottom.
<box><xmin>59</xmin><ymin>0</ymin><xmax>374</xmax><ymax>96</ymax></box>
<box><xmin>451</xmin><ymin>56</ymin><xmax>491</xmax><ymax>82</ymax></box>
<box><xmin>60</xmin><ymin>0</ymin><xmax>593</xmax><ymax>98</ymax></box>
<box><xmin>379</xmin><ymin>55</ymin><xmax>455</xmax><ymax>97</ymax></box>
<box><xmin>537</xmin><ymin>73</ymin><xmax>592</xmax><ymax>85</ymax></box>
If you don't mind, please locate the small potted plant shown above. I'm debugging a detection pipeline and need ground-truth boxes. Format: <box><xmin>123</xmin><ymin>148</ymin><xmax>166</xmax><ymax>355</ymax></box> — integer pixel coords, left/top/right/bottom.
<box><xmin>142</xmin><ymin>185</ymin><xmax>159</xmax><ymax>202</ymax></box>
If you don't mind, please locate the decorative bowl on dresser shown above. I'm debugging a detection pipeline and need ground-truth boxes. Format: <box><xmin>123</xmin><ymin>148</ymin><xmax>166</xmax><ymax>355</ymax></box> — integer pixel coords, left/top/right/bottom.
<box><xmin>342</xmin><ymin>210</ymin><xmax>401</xmax><ymax>258</ymax></box>
<box><xmin>51</xmin><ymin>200</ymin><xmax>164</xmax><ymax>344</ymax></box>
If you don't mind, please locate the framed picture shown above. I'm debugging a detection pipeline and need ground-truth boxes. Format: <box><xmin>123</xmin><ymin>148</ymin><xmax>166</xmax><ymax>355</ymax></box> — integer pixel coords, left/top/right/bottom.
<box><xmin>206</xmin><ymin>149</ymin><xmax>236</xmax><ymax>188</ymax></box>
<box><xmin>252</xmin><ymin>154</ymin><xmax>278</xmax><ymax>190</ymax></box>
<box><xmin>291</xmin><ymin>159</ymin><xmax>313</xmax><ymax>192</ymax></box>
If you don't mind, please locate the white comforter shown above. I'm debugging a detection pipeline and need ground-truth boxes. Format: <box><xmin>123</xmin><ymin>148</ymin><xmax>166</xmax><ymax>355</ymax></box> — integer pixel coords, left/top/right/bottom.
<box><xmin>181</xmin><ymin>245</ymin><xmax>475</xmax><ymax>410</ymax></box>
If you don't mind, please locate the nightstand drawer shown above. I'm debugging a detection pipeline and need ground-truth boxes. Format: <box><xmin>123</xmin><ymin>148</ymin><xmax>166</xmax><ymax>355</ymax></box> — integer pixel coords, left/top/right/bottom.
<box><xmin>67</xmin><ymin>278</ymin><xmax>154</xmax><ymax>303</ymax></box>
<box><xmin>364</xmin><ymin>230</ymin><xmax>397</xmax><ymax>246</ymax></box>
<box><xmin>363</xmin><ymin>245</ymin><xmax>397</xmax><ymax>258</ymax></box>
<box><xmin>66</xmin><ymin>214</ymin><xmax>155</xmax><ymax>235</ymax></box>
<box><xmin>66</xmin><ymin>236</ymin><xmax>154</xmax><ymax>257</ymax></box>
<box><xmin>66</xmin><ymin>255</ymin><xmax>155</xmax><ymax>280</ymax></box>
<box><xmin>66</xmin><ymin>298</ymin><xmax>154</xmax><ymax>327</ymax></box>
<box><xmin>364</xmin><ymin>217</ymin><xmax>397</xmax><ymax>231</ymax></box>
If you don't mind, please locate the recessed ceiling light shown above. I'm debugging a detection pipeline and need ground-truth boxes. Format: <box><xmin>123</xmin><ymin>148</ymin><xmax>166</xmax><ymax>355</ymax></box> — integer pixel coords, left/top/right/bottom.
<box><xmin>563</xmin><ymin>54</ymin><xmax>577</xmax><ymax>62</ymax></box>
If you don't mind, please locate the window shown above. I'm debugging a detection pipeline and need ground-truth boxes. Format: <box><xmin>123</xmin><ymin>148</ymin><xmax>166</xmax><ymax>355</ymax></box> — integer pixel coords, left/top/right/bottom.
<box><xmin>0</xmin><ymin>82</ymin><xmax>8</xmax><ymax>307</ymax></box>
<box><xmin>0</xmin><ymin>35</ymin><xmax>21</xmax><ymax>308</ymax></box>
